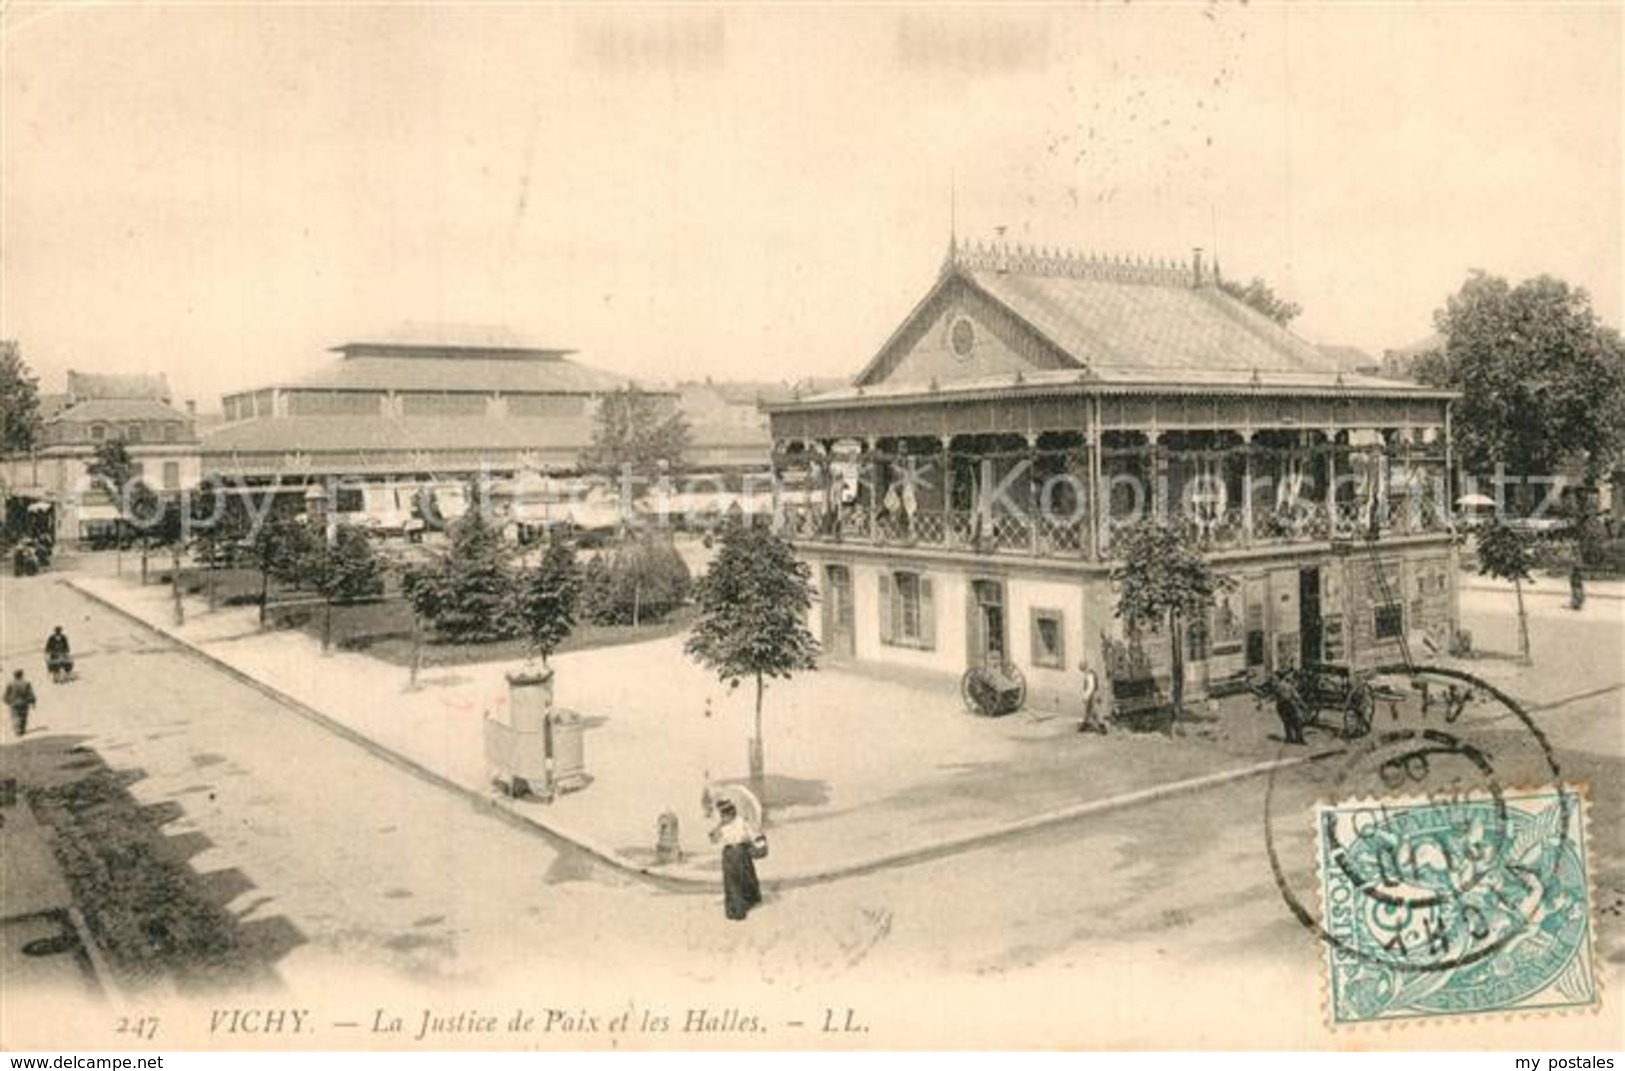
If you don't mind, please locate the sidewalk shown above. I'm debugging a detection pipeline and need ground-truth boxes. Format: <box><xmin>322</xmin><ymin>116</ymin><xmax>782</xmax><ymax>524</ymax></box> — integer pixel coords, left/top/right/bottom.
<box><xmin>0</xmin><ymin>741</ymin><xmax>113</xmax><ymax>997</ymax></box>
<box><xmin>1461</xmin><ymin>573</ymin><xmax>1625</xmax><ymax>601</ymax></box>
<box><xmin>63</xmin><ymin>571</ymin><xmax>1318</xmax><ymax>889</ymax></box>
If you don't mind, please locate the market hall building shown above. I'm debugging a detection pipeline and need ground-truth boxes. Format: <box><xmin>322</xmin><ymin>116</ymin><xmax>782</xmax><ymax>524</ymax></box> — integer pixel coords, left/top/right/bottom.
<box><xmin>766</xmin><ymin>240</ymin><xmax>1462</xmax><ymax>716</ymax></box>
<box><xmin>200</xmin><ymin>327</ymin><xmax>767</xmax><ymax>527</ymax></box>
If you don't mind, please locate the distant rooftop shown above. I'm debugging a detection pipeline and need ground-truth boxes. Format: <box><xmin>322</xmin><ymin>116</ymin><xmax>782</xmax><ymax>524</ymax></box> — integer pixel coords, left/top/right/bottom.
<box><xmin>222</xmin><ymin>325</ymin><xmax>663</xmax><ymax>402</ymax></box>
<box><xmin>332</xmin><ymin>322</ymin><xmax>574</xmax><ymax>360</ymax></box>
<box><xmin>66</xmin><ymin>371</ymin><xmax>171</xmax><ymax>403</ymax></box>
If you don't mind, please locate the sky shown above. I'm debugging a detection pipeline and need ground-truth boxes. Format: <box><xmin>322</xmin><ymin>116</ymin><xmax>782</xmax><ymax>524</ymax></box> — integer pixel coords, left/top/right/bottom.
<box><xmin>2</xmin><ymin>3</ymin><xmax>1620</xmax><ymax>410</ymax></box>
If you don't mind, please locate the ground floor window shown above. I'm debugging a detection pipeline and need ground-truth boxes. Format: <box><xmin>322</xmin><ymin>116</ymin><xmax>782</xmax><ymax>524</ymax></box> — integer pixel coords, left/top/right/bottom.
<box><xmin>1030</xmin><ymin>608</ymin><xmax>1065</xmax><ymax>668</ymax></box>
<box><xmin>1374</xmin><ymin>601</ymin><xmax>1405</xmax><ymax>640</ymax></box>
<box><xmin>879</xmin><ymin>570</ymin><xmax>935</xmax><ymax>649</ymax></box>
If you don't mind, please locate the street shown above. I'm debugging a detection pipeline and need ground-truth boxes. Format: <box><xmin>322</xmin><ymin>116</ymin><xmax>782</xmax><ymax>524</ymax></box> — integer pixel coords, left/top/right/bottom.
<box><xmin>2</xmin><ymin>568</ymin><xmax>1620</xmax><ymax>1048</ymax></box>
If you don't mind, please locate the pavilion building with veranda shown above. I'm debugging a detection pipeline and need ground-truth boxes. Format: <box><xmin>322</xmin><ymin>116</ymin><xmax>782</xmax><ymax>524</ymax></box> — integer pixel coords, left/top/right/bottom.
<box><xmin>765</xmin><ymin>238</ymin><xmax>1462</xmax><ymax>717</ymax></box>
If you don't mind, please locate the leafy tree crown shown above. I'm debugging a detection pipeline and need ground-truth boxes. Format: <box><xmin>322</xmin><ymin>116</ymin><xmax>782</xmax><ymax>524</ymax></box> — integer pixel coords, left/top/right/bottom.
<box><xmin>511</xmin><ymin>538</ymin><xmax>583</xmax><ymax>661</ymax></box>
<box><xmin>0</xmin><ymin>341</ymin><xmax>41</xmax><ymax>454</ymax></box>
<box><xmin>685</xmin><ymin>521</ymin><xmax>819</xmax><ymax>686</ymax></box>
<box><xmin>1110</xmin><ymin>520</ymin><xmax>1232</xmax><ymax>633</ymax></box>
<box><xmin>580</xmin><ymin>386</ymin><xmax>691</xmax><ymax>477</ymax></box>
<box><xmin>1475</xmin><ymin>519</ymin><xmax>1536</xmax><ymax>586</ymax></box>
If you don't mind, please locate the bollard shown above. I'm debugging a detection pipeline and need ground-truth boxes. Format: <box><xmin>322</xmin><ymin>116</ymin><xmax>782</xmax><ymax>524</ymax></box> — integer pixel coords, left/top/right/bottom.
<box><xmin>656</xmin><ymin>811</ymin><xmax>682</xmax><ymax>864</ymax></box>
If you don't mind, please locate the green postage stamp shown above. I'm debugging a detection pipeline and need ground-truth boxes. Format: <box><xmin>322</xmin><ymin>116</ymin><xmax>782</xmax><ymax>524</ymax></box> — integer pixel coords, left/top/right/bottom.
<box><xmin>1317</xmin><ymin>785</ymin><xmax>1598</xmax><ymax>1026</ymax></box>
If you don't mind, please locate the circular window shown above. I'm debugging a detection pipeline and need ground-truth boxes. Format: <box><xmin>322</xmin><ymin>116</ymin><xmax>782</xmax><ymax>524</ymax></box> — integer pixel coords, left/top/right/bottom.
<box><xmin>949</xmin><ymin>317</ymin><xmax>976</xmax><ymax>359</ymax></box>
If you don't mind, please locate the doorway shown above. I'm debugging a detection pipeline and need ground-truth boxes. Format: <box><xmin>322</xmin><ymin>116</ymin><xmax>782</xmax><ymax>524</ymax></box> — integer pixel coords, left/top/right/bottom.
<box><xmin>1299</xmin><ymin>566</ymin><xmax>1323</xmax><ymax>667</ymax></box>
<box><xmin>822</xmin><ymin>564</ymin><xmax>854</xmax><ymax>658</ymax></box>
<box><xmin>967</xmin><ymin>579</ymin><xmax>1008</xmax><ymax>668</ymax></box>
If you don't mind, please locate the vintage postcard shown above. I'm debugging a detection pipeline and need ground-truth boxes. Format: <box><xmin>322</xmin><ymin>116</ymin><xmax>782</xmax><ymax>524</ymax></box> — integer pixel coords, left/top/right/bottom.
<box><xmin>1</xmin><ymin>2</ymin><xmax>1621</xmax><ymax>1053</ymax></box>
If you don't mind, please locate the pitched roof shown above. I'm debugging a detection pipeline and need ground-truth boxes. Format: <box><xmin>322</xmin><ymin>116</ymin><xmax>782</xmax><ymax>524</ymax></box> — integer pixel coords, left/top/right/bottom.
<box><xmin>66</xmin><ymin>371</ymin><xmax>170</xmax><ymax>402</ymax></box>
<box><xmin>282</xmin><ymin>355</ymin><xmax>636</xmax><ymax>395</ymax></box>
<box><xmin>853</xmin><ymin>242</ymin><xmax>1377</xmax><ymax>388</ymax></box>
<box><xmin>224</xmin><ymin>352</ymin><xmax>660</xmax><ymax>397</ymax></box>
<box><xmin>49</xmin><ymin>398</ymin><xmax>194</xmax><ymax>424</ymax></box>
<box><xmin>199</xmin><ymin>414</ymin><xmax>767</xmax><ymax>456</ymax></box>
<box><xmin>201</xmin><ymin>415</ymin><xmax>599</xmax><ymax>455</ymax></box>
<box><xmin>339</xmin><ymin>322</ymin><xmax>547</xmax><ymax>350</ymax></box>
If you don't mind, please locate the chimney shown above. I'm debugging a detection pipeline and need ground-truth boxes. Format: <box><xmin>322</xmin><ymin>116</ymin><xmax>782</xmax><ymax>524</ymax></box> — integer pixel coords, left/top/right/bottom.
<box><xmin>995</xmin><ymin>225</ymin><xmax>1010</xmax><ymax>274</ymax></box>
<box><xmin>1192</xmin><ymin>247</ymin><xmax>1205</xmax><ymax>288</ymax></box>
<box><xmin>186</xmin><ymin>399</ymin><xmax>197</xmax><ymax>416</ymax></box>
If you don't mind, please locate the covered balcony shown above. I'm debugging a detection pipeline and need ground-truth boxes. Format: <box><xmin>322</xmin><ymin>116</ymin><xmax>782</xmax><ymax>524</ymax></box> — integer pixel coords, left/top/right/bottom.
<box><xmin>770</xmin><ymin>395</ymin><xmax>1454</xmax><ymax>561</ymax></box>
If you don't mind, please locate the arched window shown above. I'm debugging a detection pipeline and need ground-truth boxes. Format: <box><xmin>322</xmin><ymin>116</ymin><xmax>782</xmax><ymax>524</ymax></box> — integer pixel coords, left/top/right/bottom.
<box><xmin>89</xmin><ymin>423</ymin><xmax>107</xmax><ymax>442</ymax></box>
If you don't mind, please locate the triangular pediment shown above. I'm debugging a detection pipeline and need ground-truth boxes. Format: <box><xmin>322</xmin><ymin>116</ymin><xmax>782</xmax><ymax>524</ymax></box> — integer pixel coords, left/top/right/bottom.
<box><xmin>854</xmin><ymin>270</ymin><xmax>1085</xmax><ymax>387</ymax></box>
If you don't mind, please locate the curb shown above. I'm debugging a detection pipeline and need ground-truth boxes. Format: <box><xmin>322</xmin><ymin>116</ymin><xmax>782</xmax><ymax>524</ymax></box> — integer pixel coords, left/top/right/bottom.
<box><xmin>64</xmin><ymin>577</ymin><xmax>1320</xmax><ymax>890</ymax></box>
<box><xmin>62</xmin><ymin>579</ymin><xmax>712</xmax><ymax>893</ymax></box>
<box><xmin>1461</xmin><ymin>582</ymin><xmax>1625</xmax><ymax>602</ymax></box>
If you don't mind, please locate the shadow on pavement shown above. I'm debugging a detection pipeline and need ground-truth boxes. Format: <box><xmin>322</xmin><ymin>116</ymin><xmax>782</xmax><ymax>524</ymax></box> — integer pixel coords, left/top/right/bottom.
<box><xmin>5</xmin><ymin>733</ymin><xmax>307</xmax><ymax>994</ymax></box>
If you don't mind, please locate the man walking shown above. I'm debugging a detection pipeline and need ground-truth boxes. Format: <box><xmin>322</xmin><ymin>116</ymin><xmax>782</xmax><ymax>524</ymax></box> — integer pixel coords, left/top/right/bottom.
<box><xmin>1268</xmin><ymin>670</ymin><xmax>1307</xmax><ymax>745</ymax></box>
<box><xmin>5</xmin><ymin>670</ymin><xmax>38</xmax><ymax>738</ymax></box>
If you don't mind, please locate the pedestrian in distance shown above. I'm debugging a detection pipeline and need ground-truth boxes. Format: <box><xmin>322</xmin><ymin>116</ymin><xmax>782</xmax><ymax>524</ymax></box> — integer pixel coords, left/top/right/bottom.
<box><xmin>1077</xmin><ymin>662</ymin><xmax>1108</xmax><ymax>734</ymax></box>
<box><xmin>709</xmin><ymin>798</ymin><xmax>764</xmax><ymax>921</ymax></box>
<box><xmin>45</xmin><ymin>626</ymin><xmax>74</xmax><ymax>683</ymax></box>
<box><xmin>1569</xmin><ymin>565</ymin><xmax>1586</xmax><ymax>611</ymax></box>
<box><xmin>1268</xmin><ymin>669</ymin><xmax>1308</xmax><ymax>746</ymax></box>
<box><xmin>5</xmin><ymin>670</ymin><xmax>38</xmax><ymax>738</ymax></box>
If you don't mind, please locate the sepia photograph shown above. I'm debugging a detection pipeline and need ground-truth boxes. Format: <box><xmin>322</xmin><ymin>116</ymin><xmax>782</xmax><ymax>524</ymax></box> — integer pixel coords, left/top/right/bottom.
<box><xmin>1</xmin><ymin>1</ymin><xmax>1621</xmax><ymax>1053</ymax></box>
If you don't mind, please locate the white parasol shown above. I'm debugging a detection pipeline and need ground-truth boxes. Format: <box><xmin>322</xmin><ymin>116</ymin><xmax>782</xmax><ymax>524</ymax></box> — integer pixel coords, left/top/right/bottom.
<box><xmin>707</xmin><ymin>782</ymin><xmax>762</xmax><ymax>828</ymax></box>
<box><xmin>1456</xmin><ymin>493</ymin><xmax>1497</xmax><ymax>507</ymax></box>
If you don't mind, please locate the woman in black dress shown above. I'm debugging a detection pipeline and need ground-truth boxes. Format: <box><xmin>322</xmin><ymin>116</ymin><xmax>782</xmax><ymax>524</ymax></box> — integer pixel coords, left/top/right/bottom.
<box><xmin>710</xmin><ymin>799</ymin><xmax>762</xmax><ymax>921</ymax></box>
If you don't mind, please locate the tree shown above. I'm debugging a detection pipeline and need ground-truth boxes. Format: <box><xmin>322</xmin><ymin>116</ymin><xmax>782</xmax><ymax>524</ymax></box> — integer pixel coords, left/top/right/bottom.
<box><xmin>188</xmin><ymin>476</ymin><xmax>251</xmax><ymax>609</ymax></box>
<box><xmin>580</xmin><ymin>385</ymin><xmax>691</xmax><ymax>477</ymax></box>
<box><xmin>310</xmin><ymin>524</ymin><xmax>387</xmax><ymax>652</ymax></box>
<box><xmin>0</xmin><ymin>341</ymin><xmax>41</xmax><ymax>455</ymax></box>
<box><xmin>1110</xmin><ymin>520</ymin><xmax>1231</xmax><ymax>723</ymax></box>
<box><xmin>1475</xmin><ymin>519</ymin><xmax>1536</xmax><ymax>665</ymax></box>
<box><xmin>685</xmin><ymin>520</ymin><xmax>819</xmax><ymax>792</ymax></box>
<box><xmin>250</xmin><ymin>514</ymin><xmax>318</xmax><ymax>626</ymax></box>
<box><xmin>580</xmin><ymin>533</ymin><xmax>692</xmax><ymax>626</ymax></box>
<box><xmin>1218</xmin><ymin>276</ymin><xmax>1302</xmax><ymax>327</ymax></box>
<box><xmin>87</xmin><ymin>438</ymin><xmax>137</xmax><ymax>496</ymax></box>
<box><xmin>510</xmin><ymin>538</ymin><xmax>582</xmax><ymax>665</ymax></box>
<box><xmin>1418</xmin><ymin>272</ymin><xmax>1625</xmax><ymax>491</ymax></box>
<box><xmin>402</xmin><ymin>507</ymin><xmax>515</xmax><ymax>643</ymax></box>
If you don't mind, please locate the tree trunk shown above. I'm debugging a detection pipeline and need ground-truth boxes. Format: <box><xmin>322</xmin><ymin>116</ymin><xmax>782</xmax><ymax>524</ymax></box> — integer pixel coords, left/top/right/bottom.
<box><xmin>408</xmin><ymin>613</ymin><xmax>423</xmax><ymax>689</ymax></box>
<box><xmin>207</xmin><ymin>557</ymin><xmax>218</xmax><ymax>611</ymax></box>
<box><xmin>258</xmin><ymin>569</ymin><xmax>269</xmax><ymax>628</ymax></box>
<box><xmin>1514</xmin><ymin>577</ymin><xmax>1531</xmax><ymax>665</ymax></box>
<box><xmin>322</xmin><ymin>598</ymin><xmax>333</xmax><ymax>653</ymax></box>
<box><xmin>749</xmin><ymin>671</ymin><xmax>766</xmax><ymax>794</ymax></box>
<box><xmin>171</xmin><ymin>546</ymin><xmax>184</xmax><ymax>626</ymax></box>
<box><xmin>1168</xmin><ymin>610</ymin><xmax>1185</xmax><ymax>728</ymax></box>
<box><xmin>140</xmin><ymin>543</ymin><xmax>149</xmax><ymax>585</ymax></box>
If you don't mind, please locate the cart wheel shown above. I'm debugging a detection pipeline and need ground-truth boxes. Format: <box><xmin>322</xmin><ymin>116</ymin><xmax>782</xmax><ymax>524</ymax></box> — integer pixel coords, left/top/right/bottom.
<box><xmin>961</xmin><ymin>668</ymin><xmax>986</xmax><ymax>714</ymax></box>
<box><xmin>1003</xmin><ymin>662</ymin><xmax>1028</xmax><ymax>714</ymax></box>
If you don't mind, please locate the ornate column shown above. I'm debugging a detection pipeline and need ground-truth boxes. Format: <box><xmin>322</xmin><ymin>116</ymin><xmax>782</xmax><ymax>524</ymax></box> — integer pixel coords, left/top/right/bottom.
<box><xmin>1026</xmin><ymin>432</ymin><xmax>1041</xmax><ymax>555</ymax></box>
<box><xmin>1089</xmin><ymin>409</ymin><xmax>1106</xmax><ymax>558</ymax></box>
<box><xmin>1082</xmin><ymin>431</ymin><xmax>1099</xmax><ymax>559</ymax></box>
<box><xmin>940</xmin><ymin>435</ymin><xmax>955</xmax><ymax>548</ymax></box>
<box><xmin>1152</xmin><ymin>432</ymin><xmax>1168</xmax><ymax>524</ymax></box>
<box><xmin>865</xmin><ymin>437</ymin><xmax>880</xmax><ymax>543</ymax></box>
<box><xmin>1242</xmin><ymin>430</ymin><xmax>1256</xmax><ymax>546</ymax></box>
